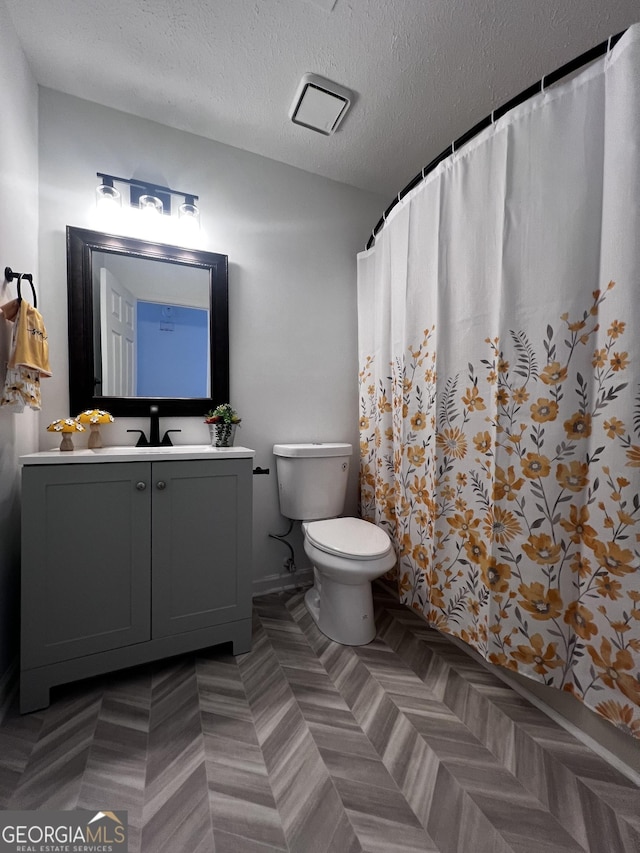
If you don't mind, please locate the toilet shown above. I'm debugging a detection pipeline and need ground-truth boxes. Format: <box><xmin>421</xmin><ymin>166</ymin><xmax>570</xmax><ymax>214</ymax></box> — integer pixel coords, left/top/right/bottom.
<box><xmin>273</xmin><ymin>443</ymin><xmax>396</xmax><ymax>645</ymax></box>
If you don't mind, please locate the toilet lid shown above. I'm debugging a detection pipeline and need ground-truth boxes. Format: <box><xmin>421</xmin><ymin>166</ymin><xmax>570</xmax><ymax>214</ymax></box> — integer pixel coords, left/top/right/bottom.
<box><xmin>305</xmin><ymin>517</ymin><xmax>392</xmax><ymax>559</ymax></box>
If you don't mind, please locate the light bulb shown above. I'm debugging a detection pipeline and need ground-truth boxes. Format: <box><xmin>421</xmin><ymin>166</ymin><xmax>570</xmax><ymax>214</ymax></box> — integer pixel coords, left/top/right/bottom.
<box><xmin>139</xmin><ymin>194</ymin><xmax>163</xmax><ymax>215</ymax></box>
<box><xmin>178</xmin><ymin>197</ymin><xmax>200</xmax><ymax>230</ymax></box>
<box><xmin>96</xmin><ymin>180</ymin><xmax>121</xmax><ymax>211</ymax></box>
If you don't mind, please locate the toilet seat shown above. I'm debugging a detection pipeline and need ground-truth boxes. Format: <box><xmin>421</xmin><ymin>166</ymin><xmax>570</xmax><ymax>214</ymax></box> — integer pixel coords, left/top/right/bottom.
<box><xmin>304</xmin><ymin>517</ymin><xmax>391</xmax><ymax>559</ymax></box>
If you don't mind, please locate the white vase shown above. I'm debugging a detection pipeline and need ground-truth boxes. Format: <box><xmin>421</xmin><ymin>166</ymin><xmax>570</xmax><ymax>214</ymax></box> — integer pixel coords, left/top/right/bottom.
<box><xmin>209</xmin><ymin>422</ymin><xmax>237</xmax><ymax>447</ymax></box>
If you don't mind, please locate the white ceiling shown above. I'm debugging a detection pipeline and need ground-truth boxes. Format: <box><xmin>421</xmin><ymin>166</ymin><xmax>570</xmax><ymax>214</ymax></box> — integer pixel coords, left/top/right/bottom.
<box><xmin>5</xmin><ymin>0</ymin><xmax>639</xmax><ymax>199</ymax></box>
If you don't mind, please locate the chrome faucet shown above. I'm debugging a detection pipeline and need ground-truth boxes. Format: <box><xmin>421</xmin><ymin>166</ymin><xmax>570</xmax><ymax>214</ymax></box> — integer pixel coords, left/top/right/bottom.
<box><xmin>127</xmin><ymin>405</ymin><xmax>181</xmax><ymax>447</ymax></box>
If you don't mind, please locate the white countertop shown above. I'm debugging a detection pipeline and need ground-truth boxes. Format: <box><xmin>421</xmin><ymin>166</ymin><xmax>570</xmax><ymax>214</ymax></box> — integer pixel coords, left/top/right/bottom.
<box><xmin>20</xmin><ymin>445</ymin><xmax>256</xmax><ymax>464</ymax></box>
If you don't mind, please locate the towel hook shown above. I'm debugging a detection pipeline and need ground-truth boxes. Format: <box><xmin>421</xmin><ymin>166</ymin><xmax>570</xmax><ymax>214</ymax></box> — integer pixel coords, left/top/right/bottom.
<box><xmin>4</xmin><ymin>267</ymin><xmax>37</xmax><ymax>308</ymax></box>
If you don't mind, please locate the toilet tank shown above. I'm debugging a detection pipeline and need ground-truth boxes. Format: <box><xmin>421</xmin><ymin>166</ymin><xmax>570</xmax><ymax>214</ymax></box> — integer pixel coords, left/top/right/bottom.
<box><xmin>273</xmin><ymin>443</ymin><xmax>352</xmax><ymax>520</ymax></box>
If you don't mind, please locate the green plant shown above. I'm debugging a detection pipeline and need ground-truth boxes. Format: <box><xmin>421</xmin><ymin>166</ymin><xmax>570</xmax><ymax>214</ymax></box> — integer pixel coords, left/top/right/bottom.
<box><xmin>204</xmin><ymin>403</ymin><xmax>241</xmax><ymax>425</ymax></box>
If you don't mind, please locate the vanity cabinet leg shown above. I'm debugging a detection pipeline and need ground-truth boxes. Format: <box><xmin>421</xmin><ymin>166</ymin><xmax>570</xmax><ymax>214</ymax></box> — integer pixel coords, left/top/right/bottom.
<box><xmin>20</xmin><ymin>671</ymin><xmax>51</xmax><ymax>714</ymax></box>
<box><xmin>231</xmin><ymin>621</ymin><xmax>252</xmax><ymax>656</ymax></box>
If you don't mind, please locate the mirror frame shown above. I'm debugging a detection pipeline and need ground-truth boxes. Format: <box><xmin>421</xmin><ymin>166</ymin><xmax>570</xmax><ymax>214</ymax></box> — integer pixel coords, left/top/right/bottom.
<box><xmin>67</xmin><ymin>225</ymin><xmax>229</xmax><ymax>417</ymax></box>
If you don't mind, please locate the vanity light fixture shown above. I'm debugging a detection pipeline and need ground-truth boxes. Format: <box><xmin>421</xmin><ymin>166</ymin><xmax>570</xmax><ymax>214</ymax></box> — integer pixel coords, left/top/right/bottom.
<box><xmin>95</xmin><ymin>175</ymin><xmax>122</xmax><ymax>211</ymax></box>
<box><xmin>95</xmin><ymin>173</ymin><xmax>200</xmax><ymax>226</ymax></box>
<box><xmin>138</xmin><ymin>194</ymin><xmax>164</xmax><ymax>216</ymax></box>
<box><xmin>178</xmin><ymin>195</ymin><xmax>200</xmax><ymax>228</ymax></box>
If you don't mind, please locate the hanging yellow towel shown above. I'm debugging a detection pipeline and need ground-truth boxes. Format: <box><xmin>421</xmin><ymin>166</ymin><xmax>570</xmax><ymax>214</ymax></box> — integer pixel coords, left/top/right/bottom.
<box><xmin>1</xmin><ymin>298</ymin><xmax>52</xmax><ymax>412</ymax></box>
<box><xmin>8</xmin><ymin>300</ymin><xmax>52</xmax><ymax>377</ymax></box>
<box><xmin>0</xmin><ymin>297</ymin><xmax>19</xmax><ymax>322</ymax></box>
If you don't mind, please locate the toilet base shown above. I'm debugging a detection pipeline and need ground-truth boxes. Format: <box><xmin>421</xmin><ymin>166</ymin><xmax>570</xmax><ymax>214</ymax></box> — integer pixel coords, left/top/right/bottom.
<box><xmin>304</xmin><ymin>576</ymin><xmax>376</xmax><ymax>645</ymax></box>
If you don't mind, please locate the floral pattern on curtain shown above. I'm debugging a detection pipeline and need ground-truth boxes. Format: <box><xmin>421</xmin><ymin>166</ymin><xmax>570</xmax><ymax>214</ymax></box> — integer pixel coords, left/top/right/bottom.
<box><xmin>357</xmin><ymin>28</ymin><xmax>640</xmax><ymax>737</ymax></box>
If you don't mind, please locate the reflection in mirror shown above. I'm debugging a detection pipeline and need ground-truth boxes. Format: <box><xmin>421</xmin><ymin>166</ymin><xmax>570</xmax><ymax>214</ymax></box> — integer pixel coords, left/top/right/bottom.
<box><xmin>93</xmin><ymin>253</ymin><xmax>210</xmax><ymax>398</ymax></box>
<box><xmin>67</xmin><ymin>226</ymin><xmax>229</xmax><ymax>417</ymax></box>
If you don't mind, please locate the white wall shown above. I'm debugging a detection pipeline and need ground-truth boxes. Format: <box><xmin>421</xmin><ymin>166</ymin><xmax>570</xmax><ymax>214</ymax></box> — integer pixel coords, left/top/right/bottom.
<box><xmin>0</xmin><ymin>3</ymin><xmax>39</xmax><ymax>692</ymax></box>
<box><xmin>38</xmin><ymin>88</ymin><xmax>385</xmax><ymax>591</ymax></box>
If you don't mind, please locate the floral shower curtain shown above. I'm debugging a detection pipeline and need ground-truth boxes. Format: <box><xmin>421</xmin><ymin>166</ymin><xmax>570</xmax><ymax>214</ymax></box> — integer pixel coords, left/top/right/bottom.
<box><xmin>357</xmin><ymin>26</ymin><xmax>640</xmax><ymax>737</ymax></box>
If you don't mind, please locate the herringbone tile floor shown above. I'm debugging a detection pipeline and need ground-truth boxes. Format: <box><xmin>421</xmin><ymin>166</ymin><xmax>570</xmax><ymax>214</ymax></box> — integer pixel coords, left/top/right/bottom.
<box><xmin>1</xmin><ymin>586</ymin><xmax>639</xmax><ymax>852</ymax></box>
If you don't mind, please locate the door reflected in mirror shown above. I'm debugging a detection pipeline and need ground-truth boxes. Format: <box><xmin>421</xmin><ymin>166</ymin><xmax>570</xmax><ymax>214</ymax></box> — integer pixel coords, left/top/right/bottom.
<box><xmin>67</xmin><ymin>227</ymin><xmax>229</xmax><ymax>417</ymax></box>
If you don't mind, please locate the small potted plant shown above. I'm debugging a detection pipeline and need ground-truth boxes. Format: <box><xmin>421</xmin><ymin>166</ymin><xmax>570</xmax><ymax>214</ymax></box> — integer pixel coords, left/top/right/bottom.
<box><xmin>204</xmin><ymin>403</ymin><xmax>241</xmax><ymax>447</ymax></box>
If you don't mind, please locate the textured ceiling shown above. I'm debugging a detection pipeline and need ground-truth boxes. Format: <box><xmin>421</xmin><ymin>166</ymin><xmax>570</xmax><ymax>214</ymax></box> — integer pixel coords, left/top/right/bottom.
<box><xmin>5</xmin><ymin>0</ymin><xmax>640</xmax><ymax>198</ymax></box>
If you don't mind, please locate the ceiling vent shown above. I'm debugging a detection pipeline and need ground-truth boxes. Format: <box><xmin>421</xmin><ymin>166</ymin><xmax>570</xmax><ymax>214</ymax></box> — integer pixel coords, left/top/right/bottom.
<box><xmin>289</xmin><ymin>73</ymin><xmax>353</xmax><ymax>135</ymax></box>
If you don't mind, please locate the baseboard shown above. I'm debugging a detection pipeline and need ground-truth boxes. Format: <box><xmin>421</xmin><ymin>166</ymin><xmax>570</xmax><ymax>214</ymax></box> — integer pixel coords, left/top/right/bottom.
<box><xmin>0</xmin><ymin>658</ymin><xmax>17</xmax><ymax>723</ymax></box>
<box><xmin>252</xmin><ymin>568</ymin><xmax>313</xmax><ymax>596</ymax></box>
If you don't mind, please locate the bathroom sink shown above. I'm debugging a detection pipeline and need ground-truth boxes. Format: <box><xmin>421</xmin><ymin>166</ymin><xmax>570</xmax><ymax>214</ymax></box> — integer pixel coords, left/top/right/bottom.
<box><xmin>92</xmin><ymin>445</ymin><xmax>254</xmax><ymax>458</ymax></box>
<box><xmin>92</xmin><ymin>444</ymin><xmax>210</xmax><ymax>454</ymax></box>
<box><xmin>20</xmin><ymin>445</ymin><xmax>256</xmax><ymax>465</ymax></box>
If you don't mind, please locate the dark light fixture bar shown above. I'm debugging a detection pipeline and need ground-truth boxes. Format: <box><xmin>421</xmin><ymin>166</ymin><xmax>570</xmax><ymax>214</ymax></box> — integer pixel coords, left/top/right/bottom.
<box><xmin>96</xmin><ymin>173</ymin><xmax>199</xmax><ymax>219</ymax></box>
<box><xmin>365</xmin><ymin>28</ymin><xmax>627</xmax><ymax>250</ymax></box>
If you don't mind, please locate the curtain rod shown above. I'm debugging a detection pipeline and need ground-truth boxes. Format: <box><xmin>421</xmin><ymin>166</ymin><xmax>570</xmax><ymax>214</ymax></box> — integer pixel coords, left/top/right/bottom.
<box><xmin>365</xmin><ymin>27</ymin><xmax>628</xmax><ymax>251</ymax></box>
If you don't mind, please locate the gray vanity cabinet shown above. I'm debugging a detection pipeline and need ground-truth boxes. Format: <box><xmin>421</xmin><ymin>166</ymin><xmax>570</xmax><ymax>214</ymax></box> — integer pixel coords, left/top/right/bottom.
<box><xmin>151</xmin><ymin>459</ymin><xmax>251</xmax><ymax>637</ymax></box>
<box><xmin>20</xmin><ymin>456</ymin><xmax>253</xmax><ymax>713</ymax></box>
<box><xmin>21</xmin><ymin>461</ymin><xmax>152</xmax><ymax>669</ymax></box>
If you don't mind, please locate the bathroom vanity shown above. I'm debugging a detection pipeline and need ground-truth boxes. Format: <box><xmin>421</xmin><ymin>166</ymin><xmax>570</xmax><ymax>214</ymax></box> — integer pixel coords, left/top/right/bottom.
<box><xmin>19</xmin><ymin>445</ymin><xmax>254</xmax><ymax>712</ymax></box>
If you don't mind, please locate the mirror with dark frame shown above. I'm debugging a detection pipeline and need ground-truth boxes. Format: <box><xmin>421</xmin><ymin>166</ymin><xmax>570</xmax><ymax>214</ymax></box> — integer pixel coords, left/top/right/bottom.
<box><xmin>67</xmin><ymin>226</ymin><xmax>229</xmax><ymax>417</ymax></box>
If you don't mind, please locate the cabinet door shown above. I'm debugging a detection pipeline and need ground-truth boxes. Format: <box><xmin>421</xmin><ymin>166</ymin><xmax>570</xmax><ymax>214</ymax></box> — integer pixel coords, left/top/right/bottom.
<box><xmin>21</xmin><ymin>463</ymin><xmax>151</xmax><ymax>668</ymax></box>
<box><xmin>152</xmin><ymin>459</ymin><xmax>252</xmax><ymax>637</ymax></box>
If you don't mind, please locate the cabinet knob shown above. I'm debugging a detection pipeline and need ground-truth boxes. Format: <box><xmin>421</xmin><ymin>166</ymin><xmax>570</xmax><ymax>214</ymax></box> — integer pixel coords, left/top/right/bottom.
<box><xmin>136</xmin><ymin>481</ymin><xmax>146</xmax><ymax>491</ymax></box>
<box><xmin>156</xmin><ymin>481</ymin><xmax>167</xmax><ymax>490</ymax></box>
